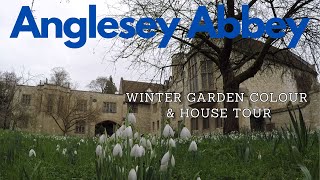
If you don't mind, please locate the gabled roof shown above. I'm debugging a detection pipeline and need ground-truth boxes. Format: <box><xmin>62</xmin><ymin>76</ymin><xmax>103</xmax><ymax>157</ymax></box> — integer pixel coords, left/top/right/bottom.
<box><xmin>232</xmin><ymin>38</ymin><xmax>318</xmax><ymax>76</ymax></box>
<box><xmin>119</xmin><ymin>79</ymin><xmax>165</xmax><ymax>94</ymax></box>
<box><xmin>119</xmin><ymin>79</ymin><xmax>165</xmax><ymax>104</ymax></box>
<box><xmin>188</xmin><ymin>37</ymin><xmax>317</xmax><ymax>76</ymax></box>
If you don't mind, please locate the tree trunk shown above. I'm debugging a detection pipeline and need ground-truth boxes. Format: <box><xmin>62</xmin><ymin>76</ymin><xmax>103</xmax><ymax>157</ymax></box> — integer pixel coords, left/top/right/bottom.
<box><xmin>223</xmin><ymin>80</ymin><xmax>240</xmax><ymax>134</ymax></box>
<box><xmin>11</xmin><ymin>120</ymin><xmax>16</xmax><ymax>131</ymax></box>
<box><xmin>3</xmin><ymin>113</ymin><xmax>9</xmax><ymax>129</ymax></box>
<box><xmin>63</xmin><ymin>124</ymin><xmax>68</xmax><ymax>136</ymax></box>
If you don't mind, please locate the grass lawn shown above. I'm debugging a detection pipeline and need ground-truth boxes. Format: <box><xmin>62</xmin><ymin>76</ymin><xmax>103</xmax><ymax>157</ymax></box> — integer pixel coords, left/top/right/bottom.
<box><xmin>0</xmin><ymin>128</ymin><xmax>318</xmax><ymax>179</ymax></box>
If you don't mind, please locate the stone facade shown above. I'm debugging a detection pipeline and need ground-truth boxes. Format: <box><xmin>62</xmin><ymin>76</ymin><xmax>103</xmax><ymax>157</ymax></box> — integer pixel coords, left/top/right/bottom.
<box><xmin>270</xmin><ymin>83</ymin><xmax>320</xmax><ymax>129</ymax></box>
<box><xmin>15</xmin><ymin>83</ymin><xmax>126</xmax><ymax>137</ymax></box>
<box><xmin>12</xmin><ymin>42</ymin><xmax>319</xmax><ymax>136</ymax></box>
<box><xmin>162</xmin><ymin>41</ymin><xmax>319</xmax><ymax>134</ymax></box>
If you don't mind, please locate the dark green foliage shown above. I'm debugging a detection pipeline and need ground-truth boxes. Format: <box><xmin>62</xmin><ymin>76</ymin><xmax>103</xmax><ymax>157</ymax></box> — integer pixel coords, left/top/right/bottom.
<box><xmin>88</xmin><ymin>76</ymin><xmax>117</xmax><ymax>94</ymax></box>
<box><xmin>281</xmin><ymin>107</ymin><xmax>319</xmax><ymax>180</ymax></box>
<box><xmin>285</xmin><ymin>107</ymin><xmax>310</xmax><ymax>154</ymax></box>
<box><xmin>104</xmin><ymin>76</ymin><xmax>117</xmax><ymax>94</ymax></box>
<box><xmin>235</xmin><ymin>141</ymin><xmax>252</xmax><ymax>163</ymax></box>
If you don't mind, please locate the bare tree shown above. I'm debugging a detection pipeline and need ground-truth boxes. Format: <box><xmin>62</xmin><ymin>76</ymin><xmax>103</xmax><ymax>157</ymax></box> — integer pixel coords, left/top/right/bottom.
<box><xmin>0</xmin><ymin>71</ymin><xmax>36</xmax><ymax>130</ymax></box>
<box><xmin>108</xmin><ymin>0</ymin><xmax>320</xmax><ymax>133</ymax></box>
<box><xmin>0</xmin><ymin>72</ymin><xmax>19</xmax><ymax>129</ymax></box>
<box><xmin>87</xmin><ymin>76</ymin><xmax>117</xmax><ymax>94</ymax></box>
<box><xmin>47</xmin><ymin>92</ymin><xmax>100</xmax><ymax>136</ymax></box>
<box><xmin>49</xmin><ymin>67</ymin><xmax>71</xmax><ymax>87</ymax></box>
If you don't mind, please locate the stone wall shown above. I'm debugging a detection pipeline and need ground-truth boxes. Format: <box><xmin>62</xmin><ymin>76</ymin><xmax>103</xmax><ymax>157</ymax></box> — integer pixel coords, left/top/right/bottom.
<box><xmin>308</xmin><ymin>88</ymin><xmax>320</xmax><ymax>128</ymax></box>
<box><xmin>16</xmin><ymin>84</ymin><xmax>126</xmax><ymax>137</ymax></box>
<box><xmin>133</xmin><ymin>104</ymin><xmax>152</xmax><ymax>134</ymax></box>
<box><xmin>271</xmin><ymin>84</ymin><xmax>320</xmax><ymax>129</ymax></box>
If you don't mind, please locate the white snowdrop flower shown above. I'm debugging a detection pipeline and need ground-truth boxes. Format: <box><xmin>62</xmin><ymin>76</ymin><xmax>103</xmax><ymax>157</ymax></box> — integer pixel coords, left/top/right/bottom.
<box><xmin>116</xmin><ymin>129</ymin><xmax>123</xmax><ymax>138</ymax></box>
<box><xmin>128</xmin><ymin>113</ymin><xmax>136</xmax><ymax>124</ymax></box>
<box><xmin>74</xmin><ymin>150</ymin><xmax>77</xmax><ymax>155</ymax></box>
<box><xmin>110</xmin><ymin>133</ymin><xmax>115</xmax><ymax>140</ymax></box>
<box><xmin>29</xmin><ymin>149</ymin><xmax>36</xmax><ymax>157</ymax></box>
<box><xmin>163</xmin><ymin>124</ymin><xmax>174</xmax><ymax>138</ymax></box>
<box><xmin>119</xmin><ymin>125</ymin><xmax>126</xmax><ymax>132</ymax></box>
<box><xmin>171</xmin><ymin>155</ymin><xmax>175</xmax><ymax>167</ymax></box>
<box><xmin>169</xmin><ymin>138</ymin><xmax>176</xmax><ymax>148</ymax></box>
<box><xmin>33</xmin><ymin>139</ymin><xmax>36</xmax><ymax>142</ymax></box>
<box><xmin>136</xmin><ymin>165</ymin><xmax>139</xmax><ymax>172</ymax></box>
<box><xmin>188</xmin><ymin>141</ymin><xmax>198</xmax><ymax>152</ymax></box>
<box><xmin>130</xmin><ymin>144</ymin><xmax>139</xmax><ymax>157</ymax></box>
<box><xmin>56</xmin><ymin>144</ymin><xmax>60</xmax><ymax>151</ymax></box>
<box><xmin>197</xmin><ymin>177</ymin><xmax>201</xmax><ymax>180</ymax></box>
<box><xmin>99</xmin><ymin>134</ymin><xmax>106</xmax><ymax>144</ymax></box>
<box><xmin>161</xmin><ymin>139</ymin><xmax>165</xmax><ymax>146</ymax></box>
<box><xmin>134</xmin><ymin>132</ymin><xmax>140</xmax><ymax>140</ymax></box>
<box><xmin>96</xmin><ymin>145</ymin><xmax>103</xmax><ymax>157</ymax></box>
<box><xmin>124</xmin><ymin>126</ymin><xmax>133</xmax><ymax>138</ymax></box>
<box><xmin>258</xmin><ymin>153</ymin><xmax>262</xmax><ymax>160</ymax></box>
<box><xmin>131</xmin><ymin>144</ymin><xmax>144</xmax><ymax>157</ymax></box>
<box><xmin>161</xmin><ymin>151</ymin><xmax>170</xmax><ymax>165</ymax></box>
<box><xmin>139</xmin><ymin>137</ymin><xmax>147</xmax><ymax>147</ymax></box>
<box><xmin>62</xmin><ymin>148</ymin><xmax>67</xmax><ymax>155</ymax></box>
<box><xmin>151</xmin><ymin>136</ymin><xmax>157</xmax><ymax>145</ymax></box>
<box><xmin>129</xmin><ymin>139</ymin><xmax>133</xmax><ymax>147</ymax></box>
<box><xmin>160</xmin><ymin>151</ymin><xmax>175</xmax><ymax>171</ymax></box>
<box><xmin>113</xmin><ymin>144</ymin><xmax>123</xmax><ymax>157</ymax></box>
<box><xmin>137</xmin><ymin>146</ymin><xmax>145</xmax><ymax>157</ymax></box>
<box><xmin>128</xmin><ymin>168</ymin><xmax>137</xmax><ymax>180</ymax></box>
<box><xmin>180</xmin><ymin>127</ymin><xmax>191</xmax><ymax>139</ymax></box>
<box><xmin>160</xmin><ymin>164</ymin><xmax>168</xmax><ymax>172</ymax></box>
<box><xmin>80</xmin><ymin>139</ymin><xmax>85</xmax><ymax>143</ymax></box>
<box><xmin>146</xmin><ymin>139</ymin><xmax>152</xmax><ymax>150</ymax></box>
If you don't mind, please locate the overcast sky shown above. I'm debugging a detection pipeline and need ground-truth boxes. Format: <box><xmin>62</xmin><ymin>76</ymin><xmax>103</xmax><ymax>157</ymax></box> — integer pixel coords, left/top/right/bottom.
<box><xmin>0</xmin><ymin>0</ymin><xmax>159</xmax><ymax>90</ymax></box>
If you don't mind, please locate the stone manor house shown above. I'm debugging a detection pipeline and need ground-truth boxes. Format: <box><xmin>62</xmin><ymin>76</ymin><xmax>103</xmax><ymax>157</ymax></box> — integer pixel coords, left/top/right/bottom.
<box><xmin>13</xmin><ymin>39</ymin><xmax>320</xmax><ymax>137</ymax></box>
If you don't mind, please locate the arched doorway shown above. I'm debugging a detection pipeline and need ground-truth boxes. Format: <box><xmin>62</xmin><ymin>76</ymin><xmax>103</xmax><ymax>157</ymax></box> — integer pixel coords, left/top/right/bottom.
<box><xmin>95</xmin><ymin>121</ymin><xmax>118</xmax><ymax>136</ymax></box>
